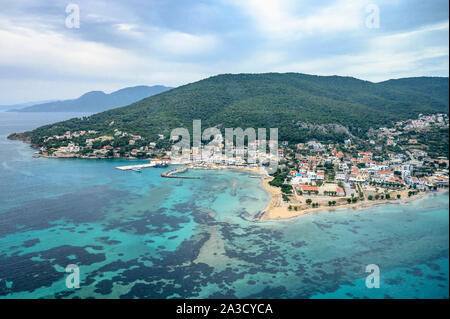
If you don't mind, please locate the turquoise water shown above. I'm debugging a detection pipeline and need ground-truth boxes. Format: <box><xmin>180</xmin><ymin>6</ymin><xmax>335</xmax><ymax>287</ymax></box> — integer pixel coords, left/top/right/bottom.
<box><xmin>0</xmin><ymin>112</ymin><xmax>448</xmax><ymax>299</ymax></box>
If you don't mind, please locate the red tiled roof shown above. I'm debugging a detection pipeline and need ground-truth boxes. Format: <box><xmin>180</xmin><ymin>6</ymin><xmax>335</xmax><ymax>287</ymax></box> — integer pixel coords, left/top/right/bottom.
<box><xmin>301</xmin><ymin>186</ymin><xmax>318</xmax><ymax>191</ymax></box>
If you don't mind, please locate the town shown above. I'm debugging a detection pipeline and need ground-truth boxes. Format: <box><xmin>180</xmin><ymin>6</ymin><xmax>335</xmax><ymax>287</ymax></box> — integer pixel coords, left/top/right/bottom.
<box><xmin>35</xmin><ymin>113</ymin><xmax>449</xmax><ymax>215</ymax></box>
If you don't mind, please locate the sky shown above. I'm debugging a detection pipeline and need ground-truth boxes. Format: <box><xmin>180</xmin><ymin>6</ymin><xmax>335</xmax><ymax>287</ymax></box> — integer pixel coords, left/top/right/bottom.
<box><xmin>0</xmin><ymin>0</ymin><xmax>448</xmax><ymax>104</ymax></box>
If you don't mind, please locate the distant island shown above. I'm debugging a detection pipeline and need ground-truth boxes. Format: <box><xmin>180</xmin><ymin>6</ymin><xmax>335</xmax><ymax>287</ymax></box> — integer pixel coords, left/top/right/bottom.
<box><xmin>0</xmin><ymin>100</ymin><xmax>56</xmax><ymax>111</ymax></box>
<box><xmin>8</xmin><ymin>85</ymin><xmax>172</xmax><ymax>113</ymax></box>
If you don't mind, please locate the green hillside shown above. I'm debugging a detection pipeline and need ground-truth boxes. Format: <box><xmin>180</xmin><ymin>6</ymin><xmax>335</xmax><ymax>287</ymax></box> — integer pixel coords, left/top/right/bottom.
<box><xmin>15</xmin><ymin>73</ymin><xmax>449</xmax><ymax>145</ymax></box>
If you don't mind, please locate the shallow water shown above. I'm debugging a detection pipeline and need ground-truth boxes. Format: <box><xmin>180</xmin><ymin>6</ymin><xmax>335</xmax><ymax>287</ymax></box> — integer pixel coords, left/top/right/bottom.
<box><xmin>0</xmin><ymin>112</ymin><xmax>448</xmax><ymax>299</ymax></box>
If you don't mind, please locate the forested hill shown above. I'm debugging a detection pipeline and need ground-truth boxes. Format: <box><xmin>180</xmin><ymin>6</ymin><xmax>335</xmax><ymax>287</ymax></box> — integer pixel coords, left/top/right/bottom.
<box><xmin>16</xmin><ymin>73</ymin><xmax>449</xmax><ymax>145</ymax></box>
<box><xmin>11</xmin><ymin>85</ymin><xmax>172</xmax><ymax>113</ymax></box>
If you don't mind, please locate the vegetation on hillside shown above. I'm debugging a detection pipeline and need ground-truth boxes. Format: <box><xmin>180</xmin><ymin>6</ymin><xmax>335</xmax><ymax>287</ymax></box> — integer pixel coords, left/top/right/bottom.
<box><xmin>14</xmin><ymin>73</ymin><xmax>449</xmax><ymax>146</ymax></box>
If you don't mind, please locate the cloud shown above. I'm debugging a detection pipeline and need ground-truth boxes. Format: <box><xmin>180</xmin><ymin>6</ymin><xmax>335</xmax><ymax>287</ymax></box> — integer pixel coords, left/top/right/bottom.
<box><xmin>0</xmin><ymin>18</ymin><xmax>137</xmax><ymax>78</ymax></box>
<box><xmin>0</xmin><ymin>16</ymin><xmax>214</xmax><ymax>102</ymax></box>
<box><xmin>227</xmin><ymin>0</ymin><xmax>370</xmax><ymax>40</ymax></box>
<box><xmin>115</xmin><ymin>23</ymin><xmax>137</xmax><ymax>32</ymax></box>
<box><xmin>156</xmin><ymin>31</ymin><xmax>220</xmax><ymax>56</ymax></box>
<box><xmin>272</xmin><ymin>21</ymin><xmax>449</xmax><ymax>81</ymax></box>
<box><xmin>0</xmin><ymin>0</ymin><xmax>448</xmax><ymax>104</ymax></box>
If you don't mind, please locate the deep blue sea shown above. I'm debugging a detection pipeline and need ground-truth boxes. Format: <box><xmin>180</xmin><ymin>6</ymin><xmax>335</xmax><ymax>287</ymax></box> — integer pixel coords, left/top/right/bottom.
<box><xmin>0</xmin><ymin>111</ymin><xmax>448</xmax><ymax>299</ymax></box>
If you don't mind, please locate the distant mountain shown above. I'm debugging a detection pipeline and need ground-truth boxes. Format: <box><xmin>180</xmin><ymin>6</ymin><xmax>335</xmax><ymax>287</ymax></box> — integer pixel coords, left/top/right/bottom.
<box><xmin>11</xmin><ymin>85</ymin><xmax>172</xmax><ymax>112</ymax></box>
<box><xmin>0</xmin><ymin>100</ymin><xmax>56</xmax><ymax>111</ymax></box>
<box><xmin>13</xmin><ymin>73</ymin><xmax>449</xmax><ymax>145</ymax></box>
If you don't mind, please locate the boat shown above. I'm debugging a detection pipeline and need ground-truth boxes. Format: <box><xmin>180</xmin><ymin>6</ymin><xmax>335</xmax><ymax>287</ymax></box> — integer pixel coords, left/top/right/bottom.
<box><xmin>131</xmin><ymin>168</ymin><xmax>142</xmax><ymax>173</ymax></box>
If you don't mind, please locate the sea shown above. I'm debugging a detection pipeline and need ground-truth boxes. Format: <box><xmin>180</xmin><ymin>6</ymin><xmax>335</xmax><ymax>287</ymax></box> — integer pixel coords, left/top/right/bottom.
<box><xmin>0</xmin><ymin>111</ymin><xmax>448</xmax><ymax>299</ymax></box>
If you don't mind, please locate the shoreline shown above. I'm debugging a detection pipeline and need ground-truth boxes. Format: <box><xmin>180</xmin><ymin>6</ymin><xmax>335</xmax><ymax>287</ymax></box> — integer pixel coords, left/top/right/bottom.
<box><xmin>6</xmin><ymin>137</ymin><xmax>449</xmax><ymax>221</ymax></box>
<box><xmin>187</xmin><ymin>164</ymin><xmax>264</xmax><ymax>175</ymax></box>
<box><xmin>185</xmin><ymin>166</ymin><xmax>448</xmax><ymax>222</ymax></box>
<box><xmin>257</xmin><ymin>177</ymin><xmax>449</xmax><ymax>221</ymax></box>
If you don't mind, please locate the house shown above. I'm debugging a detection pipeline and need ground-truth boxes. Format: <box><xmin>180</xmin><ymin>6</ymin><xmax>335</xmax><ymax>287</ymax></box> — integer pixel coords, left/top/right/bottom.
<box><xmin>301</xmin><ymin>185</ymin><xmax>319</xmax><ymax>194</ymax></box>
<box><xmin>358</xmin><ymin>152</ymin><xmax>373</xmax><ymax>159</ymax></box>
<box><xmin>289</xmin><ymin>170</ymin><xmax>298</xmax><ymax>178</ymax></box>
<box><xmin>377</xmin><ymin>171</ymin><xmax>395</xmax><ymax>178</ymax></box>
<box><xmin>407</xmin><ymin>176</ymin><xmax>420</xmax><ymax>186</ymax></box>
<box><xmin>316</xmin><ymin>171</ymin><xmax>325</xmax><ymax>180</ymax></box>
<box><xmin>387</xmin><ymin>139</ymin><xmax>396</xmax><ymax>146</ymax></box>
<box><xmin>336</xmin><ymin>187</ymin><xmax>345</xmax><ymax>196</ymax></box>
<box><xmin>307</xmin><ymin>171</ymin><xmax>317</xmax><ymax>180</ymax></box>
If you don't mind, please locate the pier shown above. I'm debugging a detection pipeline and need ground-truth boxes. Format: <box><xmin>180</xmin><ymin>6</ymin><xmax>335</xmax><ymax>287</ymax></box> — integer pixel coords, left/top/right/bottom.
<box><xmin>161</xmin><ymin>166</ymin><xmax>200</xmax><ymax>179</ymax></box>
<box><xmin>115</xmin><ymin>163</ymin><xmax>156</xmax><ymax>170</ymax></box>
<box><xmin>116</xmin><ymin>159</ymin><xmax>171</xmax><ymax>171</ymax></box>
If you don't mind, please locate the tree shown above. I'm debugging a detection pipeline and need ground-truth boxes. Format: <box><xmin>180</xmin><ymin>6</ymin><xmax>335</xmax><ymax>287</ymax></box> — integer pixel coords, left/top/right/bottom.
<box><xmin>347</xmin><ymin>198</ymin><xmax>352</xmax><ymax>204</ymax></box>
<box><xmin>397</xmin><ymin>194</ymin><xmax>401</xmax><ymax>199</ymax></box>
<box><xmin>306</xmin><ymin>199</ymin><xmax>312</xmax><ymax>205</ymax></box>
<box><xmin>281</xmin><ymin>184</ymin><xmax>293</xmax><ymax>194</ymax></box>
<box><xmin>368</xmin><ymin>195</ymin><xmax>373</xmax><ymax>200</ymax></box>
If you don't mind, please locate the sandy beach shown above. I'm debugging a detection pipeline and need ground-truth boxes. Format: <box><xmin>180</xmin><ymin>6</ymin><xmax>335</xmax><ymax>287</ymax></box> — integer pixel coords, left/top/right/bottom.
<box><xmin>257</xmin><ymin>175</ymin><xmax>448</xmax><ymax>221</ymax></box>
<box><xmin>167</xmin><ymin>164</ymin><xmax>447</xmax><ymax>222</ymax></box>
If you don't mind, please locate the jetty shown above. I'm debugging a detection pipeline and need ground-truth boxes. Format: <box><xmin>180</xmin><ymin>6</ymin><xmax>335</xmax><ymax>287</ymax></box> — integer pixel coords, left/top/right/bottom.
<box><xmin>161</xmin><ymin>166</ymin><xmax>200</xmax><ymax>179</ymax></box>
<box><xmin>115</xmin><ymin>163</ymin><xmax>156</xmax><ymax>171</ymax></box>
<box><xmin>116</xmin><ymin>159</ymin><xmax>171</xmax><ymax>171</ymax></box>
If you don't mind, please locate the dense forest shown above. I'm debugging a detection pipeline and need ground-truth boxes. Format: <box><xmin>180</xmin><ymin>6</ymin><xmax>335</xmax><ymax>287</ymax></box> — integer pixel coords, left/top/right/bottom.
<box><xmin>14</xmin><ymin>73</ymin><xmax>449</xmax><ymax>146</ymax></box>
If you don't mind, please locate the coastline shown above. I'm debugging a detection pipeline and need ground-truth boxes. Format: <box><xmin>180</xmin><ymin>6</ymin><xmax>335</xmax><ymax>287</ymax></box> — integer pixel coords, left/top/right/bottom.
<box><xmin>6</xmin><ymin>136</ymin><xmax>449</xmax><ymax>222</ymax></box>
<box><xmin>183</xmin><ymin>166</ymin><xmax>447</xmax><ymax>222</ymax></box>
<box><xmin>257</xmin><ymin>177</ymin><xmax>449</xmax><ymax>221</ymax></box>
